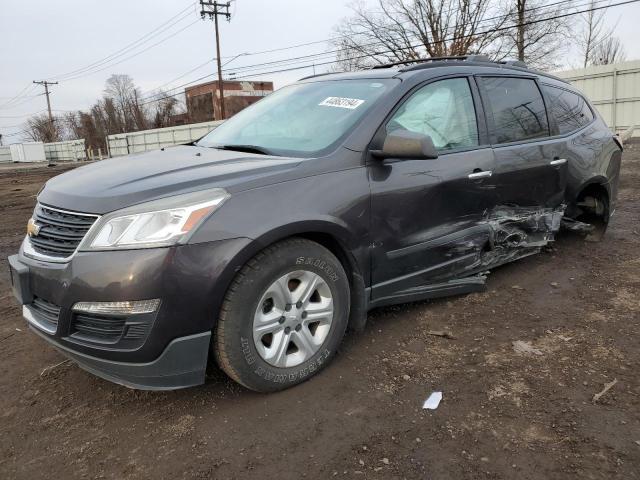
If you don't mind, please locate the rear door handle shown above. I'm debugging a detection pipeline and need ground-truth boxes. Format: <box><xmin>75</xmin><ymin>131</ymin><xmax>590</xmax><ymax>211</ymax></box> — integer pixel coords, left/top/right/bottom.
<box><xmin>468</xmin><ymin>170</ymin><xmax>492</xmax><ymax>180</ymax></box>
<box><xmin>549</xmin><ymin>158</ymin><xmax>567</xmax><ymax>166</ymax></box>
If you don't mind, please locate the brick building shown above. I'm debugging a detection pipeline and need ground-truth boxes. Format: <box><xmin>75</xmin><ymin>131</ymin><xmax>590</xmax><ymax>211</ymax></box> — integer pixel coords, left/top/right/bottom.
<box><xmin>185</xmin><ymin>80</ymin><xmax>274</xmax><ymax>122</ymax></box>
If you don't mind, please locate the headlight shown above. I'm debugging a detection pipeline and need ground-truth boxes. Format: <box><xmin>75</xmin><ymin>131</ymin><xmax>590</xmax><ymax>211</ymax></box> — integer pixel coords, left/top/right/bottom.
<box><xmin>81</xmin><ymin>188</ymin><xmax>229</xmax><ymax>250</ymax></box>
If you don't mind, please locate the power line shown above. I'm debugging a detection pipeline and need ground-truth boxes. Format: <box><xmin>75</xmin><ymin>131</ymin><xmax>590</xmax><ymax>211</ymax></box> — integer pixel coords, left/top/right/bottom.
<box><xmin>0</xmin><ymin>110</ymin><xmax>46</xmax><ymax>118</ymax></box>
<box><xmin>1</xmin><ymin>5</ymin><xmax>199</xmax><ymax>111</ymax></box>
<box><xmin>50</xmin><ymin>3</ymin><xmax>197</xmax><ymax>81</ymax></box>
<box><xmin>60</xmin><ymin>19</ymin><xmax>201</xmax><ymax>82</ymax></box>
<box><xmin>139</xmin><ymin>0</ymin><xmax>639</xmax><ymax>106</ymax></box>
<box><xmin>9</xmin><ymin>0</ymin><xmax>635</xmax><ymax>122</ymax></box>
<box><xmin>0</xmin><ymin>92</ymin><xmax>45</xmax><ymax>111</ymax></box>
<box><xmin>137</xmin><ymin>0</ymin><xmax>600</xmax><ymax>102</ymax></box>
<box><xmin>0</xmin><ymin>84</ymin><xmax>36</xmax><ymax>109</ymax></box>
<box><xmin>0</xmin><ymin>85</ymin><xmax>41</xmax><ymax>110</ymax></box>
<box><xmin>223</xmin><ymin>0</ymin><xmax>597</xmax><ymax>76</ymax></box>
<box><xmin>235</xmin><ymin>0</ymin><xmax>635</xmax><ymax>78</ymax></box>
<box><xmin>0</xmin><ymin>0</ymin><xmax>589</xmax><ymax>115</ymax></box>
<box><xmin>162</xmin><ymin>0</ymin><xmax>598</xmax><ymax>93</ymax></box>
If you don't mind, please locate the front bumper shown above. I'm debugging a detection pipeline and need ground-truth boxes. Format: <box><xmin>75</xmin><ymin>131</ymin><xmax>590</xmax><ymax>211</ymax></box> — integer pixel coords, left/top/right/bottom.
<box><xmin>30</xmin><ymin>323</ymin><xmax>211</xmax><ymax>390</ymax></box>
<box><xmin>8</xmin><ymin>236</ymin><xmax>252</xmax><ymax>389</ymax></box>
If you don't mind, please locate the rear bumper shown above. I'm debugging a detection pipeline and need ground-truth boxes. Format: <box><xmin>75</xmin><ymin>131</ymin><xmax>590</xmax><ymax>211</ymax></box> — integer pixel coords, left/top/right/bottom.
<box><xmin>29</xmin><ymin>321</ymin><xmax>211</xmax><ymax>390</ymax></box>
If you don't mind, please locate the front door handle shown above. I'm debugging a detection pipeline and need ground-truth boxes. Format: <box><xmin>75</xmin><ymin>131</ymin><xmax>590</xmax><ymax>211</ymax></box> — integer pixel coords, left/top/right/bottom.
<box><xmin>549</xmin><ymin>158</ymin><xmax>567</xmax><ymax>166</ymax></box>
<box><xmin>468</xmin><ymin>170</ymin><xmax>492</xmax><ymax>180</ymax></box>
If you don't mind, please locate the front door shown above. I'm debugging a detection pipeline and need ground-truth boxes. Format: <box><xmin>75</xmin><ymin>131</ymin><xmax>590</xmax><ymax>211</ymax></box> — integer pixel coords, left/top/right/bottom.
<box><xmin>368</xmin><ymin>76</ymin><xmax>497</xmax><ymax>302</ymax></box>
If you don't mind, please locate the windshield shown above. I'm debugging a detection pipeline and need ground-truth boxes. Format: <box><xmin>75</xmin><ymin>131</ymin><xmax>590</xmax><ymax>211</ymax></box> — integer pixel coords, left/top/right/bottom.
<box><xmin>197</xmin><ymin>78</ymin><xmax>397</xmax><ymax>157</ymax></box>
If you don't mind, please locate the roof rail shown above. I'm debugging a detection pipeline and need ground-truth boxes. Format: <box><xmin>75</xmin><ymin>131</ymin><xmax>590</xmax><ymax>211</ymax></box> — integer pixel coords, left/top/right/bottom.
<box><xmin>400</xmin><ymin>55</ymin><xmax>493</xmax><ymax>71</ymax></box>
<box><xmin>370</xmin><ymin>58</ymin><xmax>429</xmax><ymax>69</ymax></box>
<box><xmin>370</xmin><ymin>55</ymin><xmax>492</xmax><ymax>70</ymax></box>
<box><xmin>298</xmin><ymin>71</ymin><xmax>341</xmax><ymax>81</ymax></box>
<box><xmin>498</xmin><ymin>59</ymin><xmax>528</xmax><ymax>68</ymax></box>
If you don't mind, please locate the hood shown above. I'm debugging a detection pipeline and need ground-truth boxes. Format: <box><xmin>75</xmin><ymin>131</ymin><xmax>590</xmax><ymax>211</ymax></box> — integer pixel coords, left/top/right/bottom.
<box><xmin>38</xmin><ymin>145</ymin><xmax>303</xmax><ymax>214</ymax></box>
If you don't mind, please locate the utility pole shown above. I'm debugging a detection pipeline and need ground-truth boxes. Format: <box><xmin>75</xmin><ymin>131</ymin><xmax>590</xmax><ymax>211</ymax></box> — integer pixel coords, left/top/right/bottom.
<box><xmin>200</xmin><ymin>1</ymin><xmax>231</xmax><ymax>120</ymax></box>
<box><xmin>515</xmin><ymin>0</ymin><xmax>526</xmax><ymax>62</ymax></box>
<box><xmin>33</xmin><ymin>80</ymin><xmax>58</xmax><ymax>137</ymax></box>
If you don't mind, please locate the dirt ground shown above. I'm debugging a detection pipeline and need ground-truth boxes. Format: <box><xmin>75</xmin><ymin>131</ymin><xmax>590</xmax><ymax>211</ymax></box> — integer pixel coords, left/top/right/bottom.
<box><xmin>0</xmin><ymin>148</ymin><xmax>638</xmax><ymax>480</ymax></box>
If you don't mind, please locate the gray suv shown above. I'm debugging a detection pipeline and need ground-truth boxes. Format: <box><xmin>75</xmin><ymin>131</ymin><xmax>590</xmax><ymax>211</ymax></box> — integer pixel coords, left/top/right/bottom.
<box><xmin>8</xmin><ymin>56</ymin><xmax>621</xmax><ymax>392</ymax></box>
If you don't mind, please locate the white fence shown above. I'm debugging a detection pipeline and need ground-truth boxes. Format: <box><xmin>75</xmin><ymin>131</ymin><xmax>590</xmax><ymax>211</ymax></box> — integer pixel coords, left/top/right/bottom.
<box><xmin>106</xmin><ymin>121</ymin><xmax>223</xmax><ymax>157</ymax></box>
<box><xmin>0</xmin><ymin>140</ymin><xmax>86</xmax><ymax>163</ymax></box>
<box><xmin>44</xmin><ymin>139</ymin><xmax>86</xmax><ymax>162</ymax></box>
<box><xmin>556</xmin><ymin>60</ymin><xmax>640</xmax><ymax>137</ymax></box>
<box><xmin>0</xmin><ymin>146</ymin><xmax>11</xmax><ymax>163</ymax></box>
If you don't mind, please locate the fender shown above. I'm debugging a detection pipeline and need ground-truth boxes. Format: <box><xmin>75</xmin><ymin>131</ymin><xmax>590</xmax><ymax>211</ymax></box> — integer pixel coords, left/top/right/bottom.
<box><xmin>571</xmin><ymin>175</ymin><xmax>611</xmax><ymax>204</ymax></box>
<box><xmin>197</xmin><ymin>220</ymin><xmax>369</xmax><ymax>333</ymax></box>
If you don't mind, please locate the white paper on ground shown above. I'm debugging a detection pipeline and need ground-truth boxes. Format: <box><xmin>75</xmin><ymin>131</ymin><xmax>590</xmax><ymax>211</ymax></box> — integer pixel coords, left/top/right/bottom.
<box><xmin>422</xmin><ymin>391</ymin><xmax>442</xmax><ymax>410</ymax></box>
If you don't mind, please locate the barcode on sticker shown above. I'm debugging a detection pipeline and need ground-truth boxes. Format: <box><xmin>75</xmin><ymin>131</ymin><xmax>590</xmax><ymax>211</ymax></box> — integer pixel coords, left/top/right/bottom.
<box><xmin>319</xmin><ymin>97</ymin><xmax>365</xmax><ymax>109</ymax></box>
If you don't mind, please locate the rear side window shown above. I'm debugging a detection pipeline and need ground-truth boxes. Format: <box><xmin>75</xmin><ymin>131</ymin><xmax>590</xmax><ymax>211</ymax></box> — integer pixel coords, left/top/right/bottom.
<box><xmin>386</xmin><ymin>77</ymin><xmax>478</xmax><ymax>151</ymax></box>
<box><xmin>542</xmin><ymin>85</ymin><xmax>594</xmax><ymax>134</ymax></box>
<box><xmin>480</xmin><ymin>77</ymin><xmax>549</xmax><ymax>144</ymax></box>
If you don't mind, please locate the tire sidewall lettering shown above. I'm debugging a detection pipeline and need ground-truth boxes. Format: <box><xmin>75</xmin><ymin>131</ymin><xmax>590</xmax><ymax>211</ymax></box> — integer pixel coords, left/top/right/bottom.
<box><xmin>240</xmin><ymin>338</ymin><xmax>331</xmax><ymax>384</ymax></box>
<box><xmin>295</xmin><ymin>256</ymin><xmax>339</xmax><ymax>282</ymax></box>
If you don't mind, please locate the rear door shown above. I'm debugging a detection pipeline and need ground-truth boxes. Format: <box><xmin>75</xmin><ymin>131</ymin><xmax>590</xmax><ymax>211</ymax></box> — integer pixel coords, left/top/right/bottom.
<box><xmin>539</xmin><ymin>83</ymin><xmax>614</xmax><ymax>206</ymax></box>
<box><xmin>368</xmin><ymin>76</ymin><xmax>497</xmax><ymax>301</ymax></box>
<box><xmin>477</xmin><ymin>75</ymin><xmax>568</xmax><ymax>209</ymax></box>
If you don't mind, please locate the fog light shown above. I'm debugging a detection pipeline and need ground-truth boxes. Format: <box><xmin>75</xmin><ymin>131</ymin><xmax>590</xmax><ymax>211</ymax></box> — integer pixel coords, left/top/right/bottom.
<box><xmin>72</xmin><ymin>299</ymin><xmax>160</xmax><ymax>315</ymax></box>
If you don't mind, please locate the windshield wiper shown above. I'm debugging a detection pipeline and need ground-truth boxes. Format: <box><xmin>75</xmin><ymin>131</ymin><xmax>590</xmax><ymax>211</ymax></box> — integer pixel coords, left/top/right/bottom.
<box><xmin>214</xmin><ymin>144</ymin><xmax>274</xmax><ymax>155</ymax></box>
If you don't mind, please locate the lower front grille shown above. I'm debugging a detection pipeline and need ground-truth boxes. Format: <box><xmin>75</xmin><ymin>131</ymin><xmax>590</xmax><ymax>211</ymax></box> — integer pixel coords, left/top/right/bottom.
<box><xmin>29</xmin><ymin>297</ymin><xmax>61</xmax><ymax>333</ymax></box>
<box><xmin>72</xmin><ymin>314</ymin><xmax>126</xmax><ymax>344</ymax></box>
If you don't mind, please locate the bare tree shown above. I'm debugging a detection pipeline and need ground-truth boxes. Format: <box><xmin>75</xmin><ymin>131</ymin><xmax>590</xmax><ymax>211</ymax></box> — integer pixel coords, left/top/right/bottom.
<box><xmin>332</xmin><ymin>0</ymin><xmax>510</xmax><ymax>70</ymax></box>
<box><xmin>576</xmin><ymin>1</ymin><xmax>627</xmax><ymax>67</ymax></box>
<box><xmin>592</xmin><ymin>36</ymin><xmax>626</xmax><ymax>65</ymax></box>
<box><xmin>24</xmin><ymin>113</ymin><xmax>62</xmax><ymax>143</ymax></box>
<box><xmin>578</xmin><ymin>0</ymin><xmax>607</xmax><ymax>67</ymax></box>
<box><xmin>501</xmin><ymin>0</ymin><xmax>574</xmax><ymax>69</ymax></box>
<box><xmin>62</xmin><ymin>112</ymin><xmax>82</xmax><ymax>139</ymax></box>
<box><xmin>103</xmin><ymin>74</ymin><xmax>147</xmax><ymax>132</ymax></box>
<box><xmin>22</xmin><ymin>75</ymin><xmax>188</xmax><ymax>150</ymax></box>
<box><xmin>149</xmin><ymin>92</ymin><xmax>180</xmax><ymax>129</ymax></box>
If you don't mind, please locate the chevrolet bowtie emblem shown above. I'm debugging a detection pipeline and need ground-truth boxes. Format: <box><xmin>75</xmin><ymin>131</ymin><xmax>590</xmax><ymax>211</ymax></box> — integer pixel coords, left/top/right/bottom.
<box><xmin>27</xmin><ymin>218</ymin><xmax>41</xmax><ymax>237</ymax></box>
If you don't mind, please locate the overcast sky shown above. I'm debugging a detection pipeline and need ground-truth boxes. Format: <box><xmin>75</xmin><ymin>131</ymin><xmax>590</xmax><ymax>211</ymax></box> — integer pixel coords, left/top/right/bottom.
<box><xmin>1</xmin><ymin>0</ymin><xmax>638</xmax><ymax>142</ymax></box>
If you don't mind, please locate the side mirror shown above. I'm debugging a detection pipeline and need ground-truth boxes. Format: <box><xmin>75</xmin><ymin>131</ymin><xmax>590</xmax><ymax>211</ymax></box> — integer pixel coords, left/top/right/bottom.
<box><xmin>373</xmin><ymin>129</ymin><xmax>439</xmax><ymax>160</ymax></box>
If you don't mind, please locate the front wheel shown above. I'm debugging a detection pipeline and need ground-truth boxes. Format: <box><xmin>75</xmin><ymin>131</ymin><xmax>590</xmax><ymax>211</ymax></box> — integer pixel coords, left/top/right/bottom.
<box><xmin>214</xmin><ymin>238</ymin><xmax>350</xmax><ymax>392</ymax></box>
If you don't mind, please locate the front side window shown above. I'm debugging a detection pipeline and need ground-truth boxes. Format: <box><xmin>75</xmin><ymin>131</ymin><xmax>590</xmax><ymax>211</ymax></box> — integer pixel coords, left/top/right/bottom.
<box><xmin>481</xmin><ymin>77</ymin><xmax>549</xmax><ymax>144</ymax></box>
<box><xmin>542</xmin><ymin>85</ymin><xmax>594</xmax><ymax>135</ymax></box>
<box><xmin>386</xmin><ymin>77</ymin><xmax>479</xmax><ymax>151</ymax></box>
<box><xmin>197</xmin><ymin>79</ymin><xmax>397</xmax><ymax>157</ymax></box>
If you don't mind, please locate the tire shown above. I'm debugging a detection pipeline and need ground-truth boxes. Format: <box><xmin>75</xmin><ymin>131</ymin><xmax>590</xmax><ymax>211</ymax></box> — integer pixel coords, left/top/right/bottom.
<box><xmin>214</xmin><ymin>238</ymin><xmax>350</xmax><ymax>392</ymax></box>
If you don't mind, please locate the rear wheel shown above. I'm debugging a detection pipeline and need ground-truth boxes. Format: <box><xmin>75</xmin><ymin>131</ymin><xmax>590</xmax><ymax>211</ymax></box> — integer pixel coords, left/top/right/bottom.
<box><xmin>214</xmin><ymin>238</ymin><xmax>350</xmax><ymax>392</ymax></box>
<box><xmin>570</xmin><ymin>186</ymin><xmax>610</xmax><ymax>241</ymax></box>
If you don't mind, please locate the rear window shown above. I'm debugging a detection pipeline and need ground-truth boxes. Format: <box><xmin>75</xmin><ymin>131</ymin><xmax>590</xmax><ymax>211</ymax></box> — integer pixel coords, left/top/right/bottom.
<box><xmin>542</xmin><ymin>85</ymin><xmax>594</xmax><ymax>135</ymax></box>
<box><xmin>480</xmin><ymin>77</ymin><xmax>549</xmax><ymax>144</ymax></box>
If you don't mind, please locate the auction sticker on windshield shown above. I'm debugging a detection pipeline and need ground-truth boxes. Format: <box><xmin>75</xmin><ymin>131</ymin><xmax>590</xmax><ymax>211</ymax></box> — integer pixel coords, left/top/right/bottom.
<box><xmin>319</xmin><ymin>97</ymin><xmax>365</xmax><ymax>109</ymax></box>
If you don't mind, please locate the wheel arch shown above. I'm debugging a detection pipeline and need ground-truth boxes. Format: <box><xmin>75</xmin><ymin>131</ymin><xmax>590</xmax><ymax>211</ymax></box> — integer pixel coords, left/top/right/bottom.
<box><xmin>572</xmin><ymin>176</ymin><xmax>611</xmax><ymax>203</ymax></box>
<box><xmin>566</xmin><ymin>176</ymin><xmax>611</xmax><ymax>227</ymax></box>
<box><xmin>208</xmin><ymin>221</ymin><xmax>369</xmax><ymax>335</ymax></box>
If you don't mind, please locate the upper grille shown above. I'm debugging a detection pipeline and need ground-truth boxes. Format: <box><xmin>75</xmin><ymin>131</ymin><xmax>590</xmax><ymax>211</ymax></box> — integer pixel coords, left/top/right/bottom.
<box><xmin>28</xmin><ymin>204</ymin><xmax>98</xmax><ymax>259</ymax></box>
